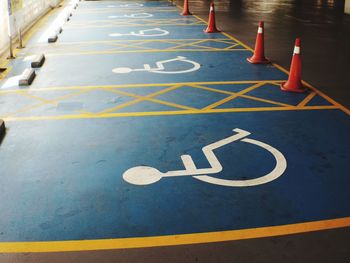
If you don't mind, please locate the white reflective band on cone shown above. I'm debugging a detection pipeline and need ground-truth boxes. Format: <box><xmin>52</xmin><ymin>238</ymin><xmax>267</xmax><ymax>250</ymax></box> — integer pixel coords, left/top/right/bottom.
<box><xmin>258</xmin><ymin>27</ymin><xmax>263</xmax><ymax>34</ymax></box>
<box><xmin>294</xmin><ymin>46</ymin><xmax>300</xmax><ymax>54</ymax></box>
<box><xmin>210</xmin><ymin>6</ymin><xmax>214</xmax><ymax>12</ymax></box>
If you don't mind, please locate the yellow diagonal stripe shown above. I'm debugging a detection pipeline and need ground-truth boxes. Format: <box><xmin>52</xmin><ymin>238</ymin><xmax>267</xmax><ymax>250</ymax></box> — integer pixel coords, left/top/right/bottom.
<box><xmin>202</xmin><ymin>82</ymin><xmax>266</xmax><ymax>110</ymax></box>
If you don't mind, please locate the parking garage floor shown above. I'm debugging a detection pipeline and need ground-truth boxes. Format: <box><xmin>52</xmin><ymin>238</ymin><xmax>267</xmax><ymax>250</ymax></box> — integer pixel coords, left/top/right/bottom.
<box><xmin>0</xmin><ymin>0</ymin><xmax>350</xmax><ymax>262</ymax></box>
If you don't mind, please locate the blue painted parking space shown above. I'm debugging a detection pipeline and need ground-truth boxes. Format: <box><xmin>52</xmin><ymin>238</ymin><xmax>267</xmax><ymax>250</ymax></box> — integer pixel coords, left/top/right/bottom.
<box><xmin>0</xmin><ymin>110</ymin><xmax>350</xmax><ymax>242</ymax></box>
<box><xmin>79</xmin><ymin>1</ymin><xmax>173</xmax><ymax>8</ymax></box>
<box><xmin>58</xmin><ymin>25</ymin><xmax>224</xmax><ymax>42</ymax></box>
<box><xmin>1</xmin><ymin>52</ymin><xmax>286</xmax><ymax>89</ymax></box>
<box><xmin>70</xmin><ymin>10</ymin><xmax>187</xmax><ymax>21</ymax></box>
<box><xmin>0</xmin><ymin>0</ymin><xmax>349</xmax><ymax>252</ymax></box>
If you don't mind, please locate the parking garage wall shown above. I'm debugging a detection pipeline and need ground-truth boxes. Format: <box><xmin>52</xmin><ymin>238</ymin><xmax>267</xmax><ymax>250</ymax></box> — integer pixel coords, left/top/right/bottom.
<box><xmin>0</xmin><ymin>0</ymin><xmax>60</xmax><ymax>56</ymax></box>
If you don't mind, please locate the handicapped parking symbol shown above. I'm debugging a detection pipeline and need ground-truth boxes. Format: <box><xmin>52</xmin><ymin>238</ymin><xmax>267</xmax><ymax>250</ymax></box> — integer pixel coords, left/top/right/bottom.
<box><xmin>112</xmin><ymin>56</ymin><xmax>201</xmax><ymax>74</ymax></box>
<box><xmin>123</xmin><ymin>128</ymin><xmax>287</xmax><ymax>187</ymax></box>
<box><xmin>108</xmin><ymin>13</ymin><xmax>154</xmax><ymax>19</ymax></box>
<box><xmin>109</xmin><ymin>28</ymin><xmax>169</xmax><ymax>37</ymax></box>
<box><xmin>108</xmin><ymin>3</ymin><xmax>144</xmax><ymax>8</ymax></box>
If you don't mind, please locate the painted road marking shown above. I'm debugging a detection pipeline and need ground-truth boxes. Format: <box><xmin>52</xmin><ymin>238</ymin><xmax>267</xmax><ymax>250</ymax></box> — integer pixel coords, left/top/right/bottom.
<box><xmin>109</xmin><ymin>28</ymin><xmax>169</xmax><ymax>37</ymax></box>
<box><xmin>108</xmin><ymin>3</ymin><xmax>144</xmax><ymax>8</ymax></box>
<box><xmin>108</xmin><ymin>13</ymin><xmax>154</xmax><ymax>19</ymax></box>
<box><xmin>66</xmin><ymin>19</ymin><xmax>205</xmax><ymax>28</ymax></box>
<box><xmin>1</xmin><ymin>217</ymin><xmax>349</xmax><ymax>253</ymax></box>
<box><xmin>0</xmin><ymin>81</ymin><xmax>340</xmax><ymax>122</ymax></box>
<box><xmin>112</xmin><ymin>56</ymin><xmax>201</xmax><ymax>74</ymax></box>
<box><xmin>15</xmin><ymin>39</ymin><xmax>244</xmax><ymax>57</ymax></box>
<box><xmin>123</xmin><ymin>128</ymin><xmax>287</xmax><ymax>187</ymax></box>
<box><xmin>0</xmin><ymin>0</ymin><xmax>349</xmax><ymax>254</ymax></box>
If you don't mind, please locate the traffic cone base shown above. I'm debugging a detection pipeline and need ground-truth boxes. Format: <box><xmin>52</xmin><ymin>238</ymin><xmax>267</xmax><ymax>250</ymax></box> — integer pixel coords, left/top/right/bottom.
<box><xmin>280</xmin><ymin>82</ymin><xmax>306</xmax><ymax>93</ymax></box>
<box><xmin>246</xmin><ymin>57</ymin><xmax>270</xmax><ymax>64</ymax></box>
<box><xmin>181</xmin><ymin>11</ymin><xmax>192</xmax><ymax>15</ymax></box>
<box><xmin>204</xmin><ymin>28</ymin><xmax>220</xmax><ymax>33</ymax></box>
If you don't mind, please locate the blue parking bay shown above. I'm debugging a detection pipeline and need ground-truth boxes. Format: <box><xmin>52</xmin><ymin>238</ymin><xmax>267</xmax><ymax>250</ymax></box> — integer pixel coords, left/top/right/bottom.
<box><xmin>0</xmin><ymin>110</ymin><xmax>350</xmax><ymax>242</ymax></box>
<box><xmin>59</xmin><ymin>25</ymin><xmax>223</xmax><ymax>42</ymax></box>
<box><xmin>0</xmin><ymin>0</ymin><xmax>349</xmax><ymax>252</ymax></box>
<box><xmin>0</xmin><ymin>52</ymin><xmax>287</xmax><ymax>89</ymax></box>
<box><xmin>70</xmin><ymin>10</ymin><xmax>187</xmax><ymax>21</ymax></box>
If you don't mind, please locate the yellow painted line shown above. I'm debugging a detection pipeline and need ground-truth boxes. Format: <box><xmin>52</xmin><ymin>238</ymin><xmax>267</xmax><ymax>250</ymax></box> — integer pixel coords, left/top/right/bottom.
<box><xmin>28</xmin><ymin>38</ymin><xmax>238</xmax><ymax>46</ymax></box>
<box><xmin>164</xmin><ymin>39</ymin><xmax>208</xmax><ymax>50</ymax></box>
<box><xmin>3</xmin><ymin>89</ymin><xmax>94</xmax><ymax>118</ymax></box>
<box><xmin>224</xmin><ymin>43</ymin><xmax>239</xmax><ymax>50</ymax></box>
<box><xmin>193</xmin><ymin>11</ymin><xmax>350</xmax><ymax>116</ymax></box>
<box><xmin>240</xmin><ymin>94</ymin><xmax>292</xmax><ymax>107</ymax></box>
<box><xmin>2</xmin><ymin>105</ymin><xmax>339</xmax><ymax>122</ymax></box>
<box><xmin>203</xmin><ymin>82</ymin><xmax>265</xmax><ymax>110</ymax></box>
<box><xmin>15</xmin><ymin>91</ymin><xmax>56</xmax><ymax>104</ymax></box>
<box><xmin>42</xmin><ymin>48</ymin><xmax>248</xmax><ymax>57</ymax></box>
<box><xmin>0</xmin><ymin>66</ymin><xmax>12</xmax><ymax>80</ymax></box>
<box><xmin>68</xmin><ymin>18</ymin><xmax>198</xmax><ymax>24</ymax></box>
<box><xmin>147</xmin><ymin>98</ymin><xmax>196</xmax><ymax>110</ymax></box>
<box><xmin>77</xmin><ymin>9</ymin><xmax>178</xmax><ymax>14</ymax></box>
<box><xmin>275</xmin><ymin>62</ymin><xmax>350</xmax><ymax>116</ymax></box>
<box><xmin>297</xmin><ymin>92</ymin><xmax>316</xmax><ymax>107</ymax></box>
<box><xmin>190</xmin><ymin>83</ymin><xmax>236</xmax><ymax>95</ymax></box>
<box><xmin>99</xmin><ymin>97</ymin><xmax>143</xmax><ymax>113</ymax></box>
<box><xmin>191</xmin><ymin>83</ymin><xmax>293</xmax><ymax>107</ymax></box>
<box><xmin>65</xmin><ymin>23</ymin><xmax>205</xmax><ymax>29</ymax></box>
<box><xmin>0</xmin><ymin>81</ymin><xmax>286</xmax><ymax>95</ymax></box>
<box><xmin>0</xmin><ymin>217</ymin><xmax>349</xmax><ymax>253</ymax></box>
<box><xmin>101</xmin><ymin>84</ymin><xmax>197</xmax><ymax>113</ymax></box>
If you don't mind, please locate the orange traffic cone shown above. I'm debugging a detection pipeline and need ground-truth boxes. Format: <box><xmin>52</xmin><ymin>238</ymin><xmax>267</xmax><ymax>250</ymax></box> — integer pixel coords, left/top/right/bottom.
<box><xmin>281</xmin><ymin>38</ymin><xmax>306</xmax><ymax>93</ymax></box>
<box><xmin>204</xmin><ymin>3</ymin><xmax>220</xmax><ymax>33</ymax></box>
<box><xmin>247</xmin><ymin>21</ymin><xmax>270</xmax><ymax>64</ymax></box>
<box><xmin>181</xmin><ymin>0</ymin><xmax>192</xmax><ymax>16</ymax></box>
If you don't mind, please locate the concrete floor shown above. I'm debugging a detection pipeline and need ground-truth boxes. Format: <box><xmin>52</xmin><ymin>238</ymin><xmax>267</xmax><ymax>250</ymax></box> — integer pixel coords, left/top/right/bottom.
<box><xmin>0</xmin><ymin>0</ymin><xmax>350</xmax><ymax>262</ymax></box>
<box><xmin>2</xmin><ymin>2</ymin><xmax>349</xmax><ymax>106</ymax></box>
<box><xmin>188</xmin><ymin>0</ymin><xmax>350</xmax><ymax>108</ymax></box>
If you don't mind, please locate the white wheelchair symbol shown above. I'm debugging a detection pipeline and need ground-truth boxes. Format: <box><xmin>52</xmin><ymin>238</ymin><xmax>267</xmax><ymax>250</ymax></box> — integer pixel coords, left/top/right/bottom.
<box><xmin>109</xmin><ymin>28</ymin><xmax>169</xmax><ymax>37</ymax></box>
<box><xmin>112</xmin><ymin>56</ymin><xmax>201</xmax><ymax>74</ymax></box>
<box><xmin>108</xmin><ymin>13</ymin><xmax>154</xmax><ymax>19</ymax></box>
<box><xmin>108</xmin><ymin>3</ymin><xmax>144</xmax><ymax>8</ymax></box>
<box><xmin>123</xmin><ymin>128</ymin><xmax>287</xmax><ymax>187</ymax></box>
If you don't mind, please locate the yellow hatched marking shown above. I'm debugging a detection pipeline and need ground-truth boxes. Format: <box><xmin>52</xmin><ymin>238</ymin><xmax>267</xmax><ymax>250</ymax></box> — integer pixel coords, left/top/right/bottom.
<box><xmin>191</xmin><ymin>84</ymin><xmax>293</xmax><ymax>107</ymax></box>
<box><xmin>15</xmin><ymin>91</ymin><xmax>56</xmax><ymax>104</ymax></box>
<box><xmin>297</xmin><ymin>92</ymin><xmax>316</xmax><ymax>107</ymax></box>
<box><xmin>29</xmin><ymin>38</ymin><xmax>240</xmax><ymax>46</ymax></box>
<box><xmin>2</xmin><ymin>105</ymin><xmax>339</xmax><ymax>122</ymax></box>
<box><xmin>148</xmin><ymin>98</ymin><xmax>196</xmax><ymax>110</ymax></box>
<box><xmin>0</xmin><ymin>81</ymin><xmax>286</xmax><ymax>95</ymax></box>
<box><xmin>224</xmin><ymin>43</ymin><xmax>240</xmax><ymax>50</ymax></box>
<box><xmin>3</xmin><ymin>89</ymin><xmax>95</xmax><ymax>118</ymax></box>
<box><xmin>194</xmin><ymin>13</ymin><xmax>350</xmax><ymax>116</ymax></box>
<box><xmin>97</xmin><ymin>84</ymin><xmax>194</xmax><ymax>114</ymax></box>
<box><xmin>43</xmin><ymin>49</ymin><xmax>247</xmax><ymax>57</ymax></box>
<box><xmin>18</xmin><ymin>39</ymin><xmax>245</xmax><ymax>57</ymax></box>
<box><xmin>77</xmin><ymin>8</ymin><xmax>178</xmax><ymax>14</ymax></box>
<box><xmin>164</xmin><ymin>39</ymin><xmax>208</xmax><ymax>50</ymax></box>
<box><xmin>2</xmin><ymin>80</ymin><xmax>337</xmax><ymax>121</ymax></box>
<box><xmin>273</xmin><ymin>62</ymin><xmax>350</xmax><ymax>116</ymax></box>
<box><xmin>65</xmin><ymin>19</ymin><xmax>204</xmax><ymax>28</ymax></box>
<box><xmin>240</xmin><ymin>94</ymin><xmax>292</xmax><ymax>107</ymax></box>
<box><xmin>203</xmin><ymin>83</ymin><xmax>266</xmax><ymax>110</ymax></box>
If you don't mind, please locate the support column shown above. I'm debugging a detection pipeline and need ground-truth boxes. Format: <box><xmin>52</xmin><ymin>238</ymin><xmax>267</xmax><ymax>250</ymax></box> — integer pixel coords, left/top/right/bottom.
<box><xmin>346</xmin><ymin>0</ymin><xmax>350</xmax><ymax>14</ymax></box>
